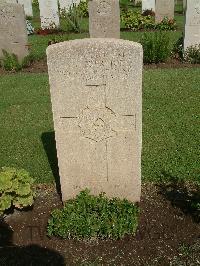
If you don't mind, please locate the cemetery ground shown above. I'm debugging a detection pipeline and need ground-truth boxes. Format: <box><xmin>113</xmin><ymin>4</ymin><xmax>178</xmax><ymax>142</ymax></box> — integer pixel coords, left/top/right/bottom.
<box><xmin>0</xmin><ymin>2</ymin><xmax>200</xmax><ymax>266</ymax></box>
<box><xmin>0</xmin><ymin>69</ymin><xmax>199</xmax><ymax>265</ymax></box>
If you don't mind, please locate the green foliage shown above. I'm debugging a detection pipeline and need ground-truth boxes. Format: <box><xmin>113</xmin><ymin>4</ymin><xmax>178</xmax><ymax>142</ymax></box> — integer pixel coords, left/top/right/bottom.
<box><xmin>77</xmin><ymin>0</ymin><xmax>89</xmax><ymax>17</ymax></box>
<box><xmin>47</xmin><ymin>189</ymin><xmax>139</xmax><ymax>240</ymax></box>
<box><xmin>0</xmin><ymin>167</ymin><xmax>35</xmax><ymax>215</ymax></box>
<box><xmin>121</xmin><ymin>11</ymin><xmax>176</xmax><ymax>31</ymax></box>
<box><xmin>32</xmin><ymin>0</ymin><xmax>39</xmax><ymax>6</ymax></box>
<box><xmin>0</xmin><ymin>50</ymin><xmax>38</xmax><ymax>71</ymax></box>
<box><xmin>121</xmin><ymin>10</ymin><xmax>154</xmax><ymax>31</ymax></box>
<box><xmin>120</xmin><ymin>0</ymin><xmax>130</xmax><ymax>11</ymax></box>
<box><xmin>140</xmin><ymin>32</ymin><xmax>172</xmax><ymax>63</ymax></box>
<box><xmin>61</xmin><ymin>4</ymin><xmax>83</xmax><ymax>33</ymax></box>
<box><xmin>156</xmin><ymin>17</ymin><xmax>177</xmax><ymax>31</ymax></box>
<box><xmin>1</xmin><ymin>50</ymin><xmax>22</xmax><ymax>71</ymax></box>
<box><xmin>184</xmin><ymin>44</ymin><xmax>200</xmax><ymax>64</ymax></box>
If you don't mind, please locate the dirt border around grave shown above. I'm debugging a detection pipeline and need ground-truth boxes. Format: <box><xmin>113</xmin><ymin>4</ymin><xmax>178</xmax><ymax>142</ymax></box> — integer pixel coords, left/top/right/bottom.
<box><xmin>0</xmin><ymin>58</ymin><xmax>199</xmax><ymax>76</ymax></box>
<box><xmin>0</xmin><ymin>182</ymin><xmax>199</xmax><ymax>266</ymax></box>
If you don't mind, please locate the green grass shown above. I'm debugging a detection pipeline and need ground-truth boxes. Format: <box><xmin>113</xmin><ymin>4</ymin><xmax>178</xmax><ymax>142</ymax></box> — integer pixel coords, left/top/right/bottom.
<box><xmin>0</xmin><ymin>69</ymin><xmax>199</xmax><ymax>184</ymax></box>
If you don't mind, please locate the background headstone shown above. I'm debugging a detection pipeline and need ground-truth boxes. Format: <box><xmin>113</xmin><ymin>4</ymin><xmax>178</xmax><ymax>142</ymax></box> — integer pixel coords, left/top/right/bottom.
<box><xmin>4</xmin><ymin>0</ymin><xmax>17</xmax><ymax>3</ymax></box>
<box><xmin>38</xmin><ymin>0</ymin><xmax>60</xmax><ymax>29</ymax></box>
<box><xmin>142</xmin><ymin>0</ymin><xmax>155</xmax><ymax>12</ymax></box>
<box><xmin>17</xmin><ymin>0</ymin><xmax>33</xmax><ymax>17</ymax></box>
<box><xmin>184</xmin><ymin>0</ymin><xmax>200</xmax><ymax>50</ymax></box>
<box><xmin>47</xmin><ymin>38</ymin><xmax>143</xmax><ymax>203</ymax></box>
<box><xmin>89</xmin><ymin>0</ymin><xmax>120</xmax><ymax>38</ymax></box>
<box><xmin>155</xmin><ymin>0</ymin><xmax>174</xmax><ymax>22</ymax></box>
<box><xmin>0</xmin><ymin>2</ymin><xmax>29</xmax><ymax>62</ymax></box>
<box><xmin>59</xmin><ymin>0</ymin><xmax>72</xmax><ymax>12</ymax></box>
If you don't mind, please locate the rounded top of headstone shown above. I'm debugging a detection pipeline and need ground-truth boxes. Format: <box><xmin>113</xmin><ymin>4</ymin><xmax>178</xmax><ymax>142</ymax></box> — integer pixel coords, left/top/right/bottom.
<box><xmin>46</xmin><ymin>38</ymin><xmax>143</xmax><ymax>56</ymax></box>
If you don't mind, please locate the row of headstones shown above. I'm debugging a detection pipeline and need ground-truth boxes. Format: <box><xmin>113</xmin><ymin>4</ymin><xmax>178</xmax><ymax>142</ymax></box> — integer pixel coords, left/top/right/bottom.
<box><xmin>142</xmin><ymin>0</ymin><xmax>185</xmax><ymax>22</ymax></box>
<box><xmin>143</xmin><ymin>0</ymin><xmax>200</xmax><ymax>49</ymax></box>
<box><xmin>0</xmin><ymin>0</ymin><xmax>200</xmax><ymax>202</ymax></box>
<box><xmin>5</xmin><ymin>0</ymin><xmax>83</xmax><ymax>29</ymax></box>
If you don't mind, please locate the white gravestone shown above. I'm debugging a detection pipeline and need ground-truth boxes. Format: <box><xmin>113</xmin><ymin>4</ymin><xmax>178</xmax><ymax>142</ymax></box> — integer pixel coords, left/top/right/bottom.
<box><xmin>59</xmin><ymin>0</ymin><xmax>72</xmax><ymax>12</ymax></box>
<box><xmin>155</xmin><ymin>0</ymin><xmax>174</xmax><ymax>22</ymax></box>
<box><xmin>38</xmin><ymin>0</ymin><xmax>59</xmax><ymax>29</ymax></box>
<box><xmin>184</xmin><ymin>0</ymin><xmax>200</xmax><ymax>50</ymax></box>
<box><xmin>17</xmin><ymin>0</ymin><xmax>33</xmax><ymax>17</ymax></box>
<box><xmin>5</xmin><ymin>0</ymin><xmax>17</xmax><ymax>3</ymax></box>
<box><xmin>89</xmin><ymin>0</ymin><xmax>120</xmax><ymax>38</ymax></box>
<box><xmin>142</xmin><ymin>0</ymin><xmax>155</xmax><ymax>12</ymax></box>
<box><xmin>47</xmin><ymin>38</ymin><xmax>143</xmax><ymax>203</ymax></box>
<box><xmin>0</xmin><ymin>2</ymin><xmax>29</xmax><ymax>62</ymax></box>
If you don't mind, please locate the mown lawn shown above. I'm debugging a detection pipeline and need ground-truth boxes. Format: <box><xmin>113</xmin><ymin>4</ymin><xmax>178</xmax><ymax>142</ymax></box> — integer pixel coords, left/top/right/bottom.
<box><xmin>0</xmin><ymin>68</ymin><xmax>199</xmax><ymax>184</ymax></box>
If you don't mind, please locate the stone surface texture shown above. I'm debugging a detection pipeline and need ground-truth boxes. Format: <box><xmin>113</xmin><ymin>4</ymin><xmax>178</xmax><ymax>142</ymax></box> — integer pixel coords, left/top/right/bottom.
<box><xmin>89</xmin><ymin>0</ymin><xmax>120</xmax><ymax>38</ymax></box>
<box><xmin>38</xmin><ymin>0</ymin><xmax>59</xmax><ymax>29</ymax></box>
<box><xmin>184</xmin><ymin>0</ymin><xmax>200</xmax><ymax>50</ymax></box>
<box><xmin>47</xmin><ymin>38</ymin><xmax>143</xmax><ymax>203</ymax></box>
<box><xmin>18</xmin><ymin>0</ymin><xmax>33</xmax><ymax>17</ymax></box>
<box><xmin>142</xmin><ymin>0</ymin><xmax>155</xmax><ymax>12</ymax></box>
<box><xmin>155</xmin><ymin>0</ymin><xmax>174</xmax><ymax>22</ymax></box>
<box><xmin>59</xmin><ymin>0</ymin><xmax>72</xmax><ymax>12</ymax></box>
<box><xmin>0</xmin><ymin>2</ymin><xmax>28</xmax><ymax>62</ymax></box>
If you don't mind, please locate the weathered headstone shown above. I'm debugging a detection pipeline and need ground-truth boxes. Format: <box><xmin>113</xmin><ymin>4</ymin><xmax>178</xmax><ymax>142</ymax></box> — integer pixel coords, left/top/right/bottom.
<box><xmin>59</xmin><ymin>0</ymin><xmax>72</xmax><ymax>12</ymax></box>
<box><xmin>47</xmin><ymin>39</ymin><xmax>143</xmax><ymax>203</ymax></box>
<box><xmin>0</xmin><ymin>2</ymin><xmax>28</xmax><ymax>62</ymax></box>
<box><xmin>38</xmin><ymin>0</ymin><xmax>59</xmax><ymax>29</ymax></box>
<box><xmin>17</xmin><ymin>0</ymin><xmax>33</xmax><ymax>17</ymax></box>
<box><xmin>184</xmin><ymin>0</ymin><xmax>200</xmax><ymax>50</ymax></box>
<box><xmin>5</xmin><ymin>0</ymin><xmax>17</xmax><ymax>3</ymax></box>
<box><xmin>155</xmin><ymin>0</ymin><xmax>174</xmax><ymax>22</ymax></box>
<box><xmin>142</xmin><ymin>0</ymin><xmax>155</xmax><ymax>12</ymax></box>
<box><xmin>89</xmin><ymin>0</ymin><xmax>120</xmax><ymax>38</ymax></box>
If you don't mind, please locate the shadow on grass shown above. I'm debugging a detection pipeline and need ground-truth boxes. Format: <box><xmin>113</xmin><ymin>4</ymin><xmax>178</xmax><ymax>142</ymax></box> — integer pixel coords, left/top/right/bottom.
<box><xmin>41</xmin><ymin>132</ymin><xmax>61</xmax><ymax>195</ymax></box>
<box><xmin>158</xmin><ymin>171</ymin><xmax>200</xmax><ymax>224</ymax></box>
<box><xmin>0</xmin><ymin>219</ymin><xmax>65</xmax><ymax>265</ymax></box>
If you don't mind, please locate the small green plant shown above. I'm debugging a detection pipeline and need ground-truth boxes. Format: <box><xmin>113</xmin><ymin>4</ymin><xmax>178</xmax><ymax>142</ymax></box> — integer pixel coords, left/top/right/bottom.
<box><xmin>184</xmin><ymin>44</ymin><xmax>200</xmax><ymax>64</ymax></box>
<box><xmin>0</xmin><ymin>50</ymin><xmax>37</xmax><ymax>71</ymax></box>
<box><xmin>140</xmin><ymin>31</ymin><xmax>172</xmax><ymax>63</ymax></box>
<box><xmin>156</xmin><ymin>17</ymin><xmax>177</xmax><ymax>31</ymax></box>
<box><xmin>61</xmin><ymin>4</ymin><xmax>83</xmax><ymax>33</ymax></box>
<box><xmin>121</xmin><ymin>10</ymin><xmax>154</xmax><ymax>31</ymax></box>
<box><xmin>120</xmin><ymin>0</ymin><xmax>130</xmax><ymax>12</ymax></box>
<box><xmin>47</xmin><ymin>189</ymin><xmax>139</xmax><ymax>240</ymax></box>
<box><xmin>0</xmin><ymin>167</ymin><xmax>35</xmax><ymax>216</ymax></box>
<box><xmin>77</xmin><ymin>0</ymin><xmax>89</xmax><ymax>17</ymax></box>
<box><xmin>1</xmin><ymin>50</ymin><xmax>22</xmax><ymax>71</ymax></box>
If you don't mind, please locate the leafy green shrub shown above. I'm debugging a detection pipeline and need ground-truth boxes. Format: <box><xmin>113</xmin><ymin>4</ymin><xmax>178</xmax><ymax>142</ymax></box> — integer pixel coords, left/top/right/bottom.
<box><xmin>61</xmin><ymin>4</ymin><xmax>82</xmax><ymax>33</ymax></box>
<box><xmin>121</xmin><ymin>10</ymin><xmax>154</xmax><ymax>31</ymax></box>
<box><xmin>0</xmin><ymin>50</ymin><xmax>37</xmax><ymax>71</ymax></box>
<box><xmin>77</xmin><ymin>0</ymin><xmax>88</xmax><ymax>17</ymax></box>
<box><xmin>120</xmin><ymin>0</ymin><xmax>130</xmax><ymax>11</ymax></box>
<box><xmin>156</xmin><ymin>17</ymin><xmax>177</xmax><ymax>31</ymax></box>
<box><xmin>1</xmin><ymin>50</ymin><xmax>22</xmax><ymax>71</ymax></box>
<box><xmin>47</xmin><ymin>189</ymin><xmax>139</xmax><ymax>240</ymax></box>
<box><xmin>184</xmin><ymin>44</ymin><xmax>200</xmax><ymax>64</ymax></box>
<box><xmin>0</xmin><ymin>167</ymin><xmax>35</xmax><ymax>216</ymax></box>
<box><xmin>140</xmin><ymin>32</ymin><xmax>172</xmax><ymax>63</ymax></box>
